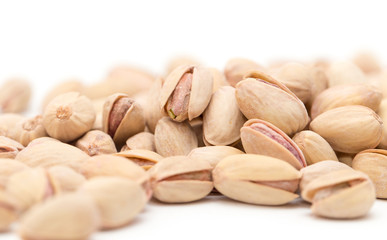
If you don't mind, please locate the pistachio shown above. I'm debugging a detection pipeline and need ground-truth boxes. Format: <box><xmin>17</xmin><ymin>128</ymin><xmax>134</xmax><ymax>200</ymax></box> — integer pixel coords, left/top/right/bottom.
<box><xmin>326</xmin><ymin>61</ymin><xmax>366</xmax><ymax>87</ymax></box>
<box><xmin>149</xmin><ymin>156</ymin><xmax>213</xmax><ymax>203</ymax></box>
<box><xmin>299</xmin><ymin>160</ymin><xmax>352</xmax><ymax>191</ymax></box>
<box><xmin>337</xmin><ymin>152</ymin><xmax>354</xmax><ymax>167</ymax></box>
<box><xmin>352</xmin><ymin>52</ymin><xmax>381</xmax><ymax>74</ymax></box>
<box><xmin>0</xmin><ymin>159</ymin><xmax>29</xmax><ymax>190</ymax></box>
<box><xmin>209</xmin><ymin>67</ymin><xmax>230</xmax><ymax>93</ymax></box>
<box><xmin>47</xmin><ymin>166</ymin><xmax>86</xmax><ymax>193</ymax></box>
<box><xmin>144</xmin><ymin>77</ymin><xmax>167</xmax><ymax>133</ymax></box>
<box><xmin>0</xmin><ymin>113</ymin><xmax>25</xmax><ymax>138</ymax></box>
<box><xmin>154</xmin><ymin>117</ymin><xmax>198</xmax><ymax>157</ymax></box>
<box><xmin>15</xmin><ymin>140</ymin><xmax>89</xmax><ymax>172</ymax></box>
<box><xmin>309</xmin><ymin>105</ymin><xmax>383</xmax><ymax>153</ymax></box>
<box><xmin>353</xmin><ymin>149</ymin><xmax>387</xmax><ymax>198</ymax></box>
<box><xmin>115</xmin><ymin>149</ymin><xmax>163</xmax><ymax>170</ymax></box>
<box><xmin>165</xmin><ymin>56</ymin><xmax>200</xmax><ymax>75</ymax></box>
<box><xmin>0</xmin><ymin>136</ymin><xmax>24</xmax><ymax>159</ymax></box>
<box><xmin>18</xmin><ymin>193</ymin><xmax>100</xmax><ymax>240</ymax></box>
<box><xmin>41</xmin><ymin>79</ymin><xmax>84</xmax><ymax>109</ymax></box>
<box><xmin>75</xmin><ymin>130</ymin><xmax>117</xmax><ymax>156</ymax></box>
<box><xmin>203</xmin><ymin>86</ymin><xmax>246</xmax><ymax>146</ymax></box>
<box><xmin>377</xmin><ymin>98</ymin><xmax>387</xmax><ymax>149</ymax></box>
<box><xmin>91</xmin><ymin>98</ymin><xmax>106</xmax><ymax>131</ymax></box>
<box><xmin>292</xmin><ymin>130</ymin><xmax>338</xmax><ymax>166</ymax></box>
<box><xmin>11</xmin><ymin>115</ymin><xmax>48</xmax><ymax>146</ymax></box>
<box><xmin>213</xmin><ymin>154</ymin><xmax>301</xmax><ymax>205</ymax></box>
<box><xmin>103</xmin><ymin>93</ymin><xmax>145</xmax><ymax>147</ymax></box>
<box><xmin>311</xmin><ymin>84</ymin><xmax>382</xmax><ymax>119</ymax></box>
<box><xmin>80</xmin><ymin>177</ymin><xmax>147</xmax><ymax>229</ymax></box>
<box><xmin>122</xmin><ymin>132</ymin><xmax>156</xmax><ymax>152</ymax></box>
<box><xmin>160</xmin><ymin>65</ymin><xmax>213</xmax><ymax>122</ymax></box>
<box><xmin>235</xmin><ymin>71</ymin><xmax>309</xmax><ymax>135</ymax></box>
<box><xmin>241</xmin><ymin>119</ymin><xmax>306</xmax><ymax>170</ymax></box>
<box><xmin>0</xmin><ymin>190</ymin><xmax>17</xmax><ymax>232</ymax></box>
<box><xmin>224</xmin><ymin>58</ymin><xmax>263</xmax><ymax>87</ymax></box>
<box><xmin>0</xmin><ymin>78</ymin><xmax>31</xmax><ymax>113</ymax></box>
<box><xmin>43</xmin><ymin>92</ymin><xmax>96</xmax><ymax>142</ymax></box>
<box><xmin>188</xmin><ymin>146</ymin><xmax>244</xmax><ymax>169</ymax></box>
<box><xmin>301</xmin><ymin>169</ymin><xmax>375</xmax><ymax>219</ymax></box>
<box><xmin>189</xmin><ymin>117</ymin><xmax>205</xmax><ymax>147</ymax></box>
<box><xmin>306</xmin><ymin>63</ymin><xmax>329</xmax><ymax>108</ymax></box>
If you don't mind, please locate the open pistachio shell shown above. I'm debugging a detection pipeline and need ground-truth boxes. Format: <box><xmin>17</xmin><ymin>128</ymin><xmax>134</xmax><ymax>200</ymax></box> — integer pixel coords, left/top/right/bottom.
<box><xmin>188</xmin><ymin>146</ymin><xmax>244</xmax><ymax>168</ymax></box>
<box><xmin>149</xmin><ymin>156</ymin><xmax>213</xmax><ymax>203</ymax></box>
<box><xmin>235</xmin><ymin>71</ymin><xmax>309</xmax><ymax>135</ymax></box>
<box><xmin>115</xmin><ymin>149</ymin><xmax>163</xmax><ymax>170</ymax></box>
<box><xmin>102</xmin><ymin>93</ymin><xmax>145</xmax><ymax>147</ymax></box>
<box><xmin>160</xmin><ymin>65</ymin><xmax>213</xmax><ymax>122</ymax></box>
<box><xmin>0</xmin><ymin>159</ymin><xmax>29</xmax><ymax>190</ymax></box>
<box><xmin>213</xmin><ymin>154</ymin><xmax>301</xmax><ymax>205</ymax></box>
<box><xmin>241</xmin><ymin>119</ymin><xmax>306</xmax><ymax>170</ymax></box>
<box><xmin>0</xmin><ymin>136</ymin><xmax>24</xmax><ymax>159</ymax></box>
<box><xmin>123</xmin><ymin>132</ymin><xmax>155</xmax><ymax>152</ymax></box>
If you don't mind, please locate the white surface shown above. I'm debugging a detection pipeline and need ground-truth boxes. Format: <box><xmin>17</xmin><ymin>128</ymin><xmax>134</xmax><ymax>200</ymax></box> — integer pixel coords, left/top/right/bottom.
<box><xmin>1</xmin><ymin>0</ymin><xmax>387</xmax><ymax>239</ymax></box>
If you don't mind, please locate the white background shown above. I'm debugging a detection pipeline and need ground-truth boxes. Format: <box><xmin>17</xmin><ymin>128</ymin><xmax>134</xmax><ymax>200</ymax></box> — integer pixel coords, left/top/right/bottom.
<box><xmin>1</xmin><ymin>0</ymin><xmax>387</xmax><ymax>239</ymax></box>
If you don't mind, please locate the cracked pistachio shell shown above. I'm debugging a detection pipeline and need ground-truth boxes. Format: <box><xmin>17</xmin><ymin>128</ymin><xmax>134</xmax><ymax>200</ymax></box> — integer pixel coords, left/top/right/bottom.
<box><xmin>0</xmin><ymin>78</ymin><xmax>31</xmax><ymax>113</ymax></box>
<box><xmin>326</xmin><ymin>61</ymin><xmax>366</xmax><ymax>87</ymax></box>
<box><xmin>149</xmin><ymin>156</ymin><xmax>213</xmax><ymax>203</ymax></box>
<box><xmin>213</xmin><ymin>154</ymin><xmax>301</xmax><ymax>205</ymax></box>
<box><xmin>160</xmin><ymin>65</ymin><xmax>213</xmax><ymax>122</ymax></box>
<box><xmin>6</xmin><ymin>168</ymin><xmax>55</xmax><ymax>213</ymax></box>
<box><xmin>353</xmin><ymin>149</ymin><xmax>387</xmax><ymax>198</ymax></box>
<box><xmin>299</xmin><ymin>160</ymin><xmax>351</xmax><ymax>192</ymax></box>
<box><xmin>11</xmin><ymin>115</ymin><xmax>48</xmax><ymax>147</ymax></box>
<box><xmin>0</xmin><ymin>136</ymin><xmax>24</xmax><ymax>159</ymax></box>
<box><xmin>0</xmin><ymin>113</ymin><xmax>25</xmax><ymax>138</ymax></box>
<box><xmin>311</xmin><ymin>84</ymin><xmax>382</xmax><ymax>119</ymax></box>
<box><xmin>80</xmin><ymin>155</ymin><xmax>151</xmax><ymax>200</ymax></box>
<box><xmin>154</xmin><ymin>117</ymin><xmax>198</xmax><ymax>157</ymax></box>
<box><xmin>302</xmin><ymin>169</ymin><xmax>375</xmax><ymax>219</ymax></box>
<box><xmin>47</xmin><ymin>166</ymin><xmax>86</xmax><ymax>193</ymax></box>
<box><xmin>102</xmin><ymin>93</ymin><xmax>145</xmax><ymax>147</ymax></box>
<box><xmin>235</xmin><ymin>71</ymin><xmax>309</xmax><ymax>135</ymax></box>
<box><xmin>224</xmin><ymin>58</ymin><xmax>263</xmax><ymax>87</ymax></box>
<box><xmin>0</xmin><ymin>159</ymin><xmax>29</xmax><ymax>190</ymax></box>
<box><xmin>19</xmin><ymin>193</ymin><xmax>100</xmax><ymax>240</ymax></box>
<box><xmin>144</xmin><ymin>77</ymin><xmax>166</xmax><ymax>133</ymax></box>
<box><xmin>115</xmin><ymin>149</ymin><xmax>163</xmax><ymax>170</ymax></box>
<box><xmin>292</xmin><ymin>130</ymin><xmax>338</xmax><ymax>166</ymax></box>
<box><xmin>0</xmin><ymin>190</ymin><xmax>17</xmax><ymax>232</ymax></box>
<box><xmin>80</xmin><ymin>177</ymin><xmax>147</xmax><ymax>230</ymax></box>
<box><xmin>43</xmin><ymin>92</ymin><xmax>96</xmax><ymax>142</ymax></box>
<box><xmin>272</xmin><ymin>62</ymin><xmax>312</xmax><ymax>103</ymax></box>
<box><xmin>123</xmin><ymin>132</ymin><xmax>156</xmax><ymax>152</ymax></box>
<box><xmin>15</xmin><ymin>140</ymin><xmax>89</xmax><ymax>172</ymax></box>
<box><xmin>203</xmin><ymin>86</ymin><xmax>246</xmax><ymax>146</ymax></box>
<box><xmin>42</xmin><ymin>79</ymin><xmax>84</xmax><ymax>109</ymax></box>
<box><xmin>188</xmin><ymin>146</ymin><xmax>244</xmax><ymax>169</ymax></box>
<box><xmin>241</xmin><ymin>119</ymin><xmax>306</xmax><ymax>170</ymax></box>
<box><xmin>75</xmin><ymin>130</ymin><xmax>117</xmax><ymax>156</ymax></box>
<box><xmin>310</xmin><ymin>105</ymin><xmax>383</xmax><ymax>153</ymax></box>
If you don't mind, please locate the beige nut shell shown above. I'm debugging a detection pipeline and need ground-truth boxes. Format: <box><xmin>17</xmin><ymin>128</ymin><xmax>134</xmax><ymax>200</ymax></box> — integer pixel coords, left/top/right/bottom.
<box><xmin>188</xmin><ymin>146</ymin><xmax>244</xmax><ymax>168</ymax></box>
<box><xmin>115</xmin><ymin>149</ymin><xmax>163</xmax><ymax>170</ymax></box>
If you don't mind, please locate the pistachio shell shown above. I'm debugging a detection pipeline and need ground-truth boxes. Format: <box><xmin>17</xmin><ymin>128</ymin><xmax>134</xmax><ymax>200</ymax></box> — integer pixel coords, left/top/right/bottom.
<box><xmin>0</xmin><ymin>191</ymin><xmax>17</xmax><ymax>232</ymax></box>
<box><xmin>144</xmin><ymin>77</ymin><xmax>167</xmax><ymax>133</ymax></box>
<box><xmin>353</xmin><ymin>149</ymin><xmax>387</xmax><ymax>198</ymax></box>
<box><xmin>0</xmin><ymin>113</ymin><xmax>25</xmax><ymax>138</ymax></box>
<box><xmin>12</xmin><ymin>115</ymin><xmax>48</xmax><ymax>146</ymax></box>
<box><xmin>203</xmin><ymin>86</ymin><xmax>246</xmax><ymax>146</ymax></box>
<box><xmin>241</xmin><ymin>119</ymin><xmax>306</xmax><ymax>170</ymax></box>
<box><xmin>311</xmin><ymin>84</ymin><xmax>382</xmax><ymax>119</ymax></box>
<box><xmin>123</xmin><ymin>132</ymin><xmax>156</xmax><ymax>152</ymax></box>
<box><xmin>80</xmin><ymin>177</ymin><xmax>147</xmax><ymax>229</ymax></box>
<box><xmin>235</xmin><ymin>71</ymin><xmax>309</xmax><ymax>135</ymax></box>
<box><xmin>188</xmin><ymin>146</ymin><xmax>244</xmax><ymax>168</ymax></box>
<box><xmin>337</xmin><ymin>152</ymin><xmax>354</xmax><ymax>167</ymax></box>
<box><xmin>309</xmin><ymin>105</ymin><xmax>383</xmax><ymax>153</ymax></box>
<box><xmin>377</xmin><ymin>98</ymin><xmax>387</xmax><ymax>149</ymax></box>
<box><xmin>307</xmin><ymin>63</ymin><xmax>329</xmax><ymax>108</ymax></box>
<box><xmin>47</xmin><ymin>166</ymin><xmax>86</xmax><ymax>193</ymax></box>
<box><xmin>0</xmin><ymin>159</ymin><xmax>29</xmax><ymax>190</ymax></box>
<box><xmin>102</xmin><ymin>93</ymin><xmax>145</xmax><ymax>147</ymax></box>
<box><xmin>42</xmin><ymin>79</ymin><xmax>84</xmax><ymax>109</ymax></box>
<box><xmin>224</xmin><ymin>58</ymin><xmax>263</xmax><ymax>87</ymax></box>
<box><xmin>0</xmin><ymin>78</ymin><xmax>31</xmax><ymax>113</ymax></box>
<box><xmin>75</xmin><ymin>130</ymin><xmax>117</xmax><ymax>156</ymax></box>
<box><xmin>154</xmin><ymin>117</ymin><xmax>198</xmax><ymax>157</ymax></box>
<box><xmin>19</xmin><ymin>193</ymin><xmax>100</xmax><ymax>240</ymax></box>
<box><xmin>292</xmin><ymin>130</ymin><xmax>338</xmax><ymax>166</ymax></box>
<box><xmin>0</xmin><ymin>136</ymin><xmax>24</xmax><ymax>159</ymax></box>
<box><xmin>327</xmin><ymin>61</ymin><xmax>366</xmax><ymax>87</ymax></box>
<box><xmin>149</xmin><ymin>156</ymin><xmax>213</xmax><ymax>203</ymax></box>
<box><xmin>213</xmin><ymin>154</ymin><xmax>301</xmax><ymax>205</ymax></box>
<box><xmin>115</xmin><ymin>149</ymin><xmax>163</xmax><ymax>170</ymax></box>
<box><xmin>352</xmin><ymin>52</ymin><xmax>381</xmax><ymax>74</ymax></box>
<box><xmin>189</xmin><ymin>117</ymin><xmax>205</xmax><ymax>147</ymax></box>
<box><xmin>165</xmin><ymin>56</ymin><xmax>200</xmax><ymax>75</ymax></box>
<box><xmin>208</xmin><ymin>67</ymin><xmax>229</xmax><ymax>93</ymax></box>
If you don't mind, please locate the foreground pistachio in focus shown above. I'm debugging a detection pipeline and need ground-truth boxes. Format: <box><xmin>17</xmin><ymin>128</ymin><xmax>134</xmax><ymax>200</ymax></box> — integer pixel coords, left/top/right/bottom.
<box><xmin>18</xmin><ymin>193</ymin><xmax>100</xmax><ymax>240</ymax></box>
<box><xmin>160</xmin><ymin>65</ymin><xmax>213</xmax><ymax>122</ymax></box>
<box><xmin>0</xmin><ymin>136</ymin><xmax>24</xmax><ymax>159</ymax></box>
<box><xmin>121</xmin><ymin>132</ymin><xmax>156</xmax><ymax>152</ymax></box>
<box><xmin>115</xmin><ymin>149</ymin><xmax>163</xmax><ymax>170</ymax></box>
<box><xmin>43</xmin><ymin>92</ymin><xmax>96</xmax><ymax>142</ymax></box>
<box><xmin>235</xmin><ymin>71</ymin><xmax>309</xmax><ymax>135</ymax></box>
<box><xmin>154</xmin><ymin>117</ymin><xmax>198</xmax><ymax>157</ymax></box>
<box><xmin>203</xmin><ymin>86</ymin><xmax>246</xmax><ymax>146</ymax></box>
<box><xmin>292</xmin><ymin>130</ymin><xmax>338</xmax><ymax>166</ymax></box>
<box><xmin>0</xmin><ymin>159</ymin><xmax>29</xmax><ymax>190</ymax></box>
<box><xmin>311</xmin><ymin>84</ymin><xmax>382</xmax><ymax>119</ymax></box>
<box><xmin>102</xmin><ymin>93</ymin><xmax>145</xmax><ymax>147</ymax></box>
<box><xmin>353</xmin><ymin>149</ymin><xmax>387</xmax><ymax>198</ymax></box>
<box><xmin>310</xmin><ymin>105</ymin><xmax>383</xmax><ymax>153</ymax></box>
<box><xmin>0</xmin><ymin>191</ymin><xmax>17</xmax><ymax>232</ymax></box>
<box><xmin>224</xmin><ymin>58</ymin><xmax>263</xmax><ymax>87</ymax></box>
<box><xmin>240</xmin><ymin>119</ymin><xmax>306</xmax><ymax>170</ymax></box>
<box><xmin>213</xmin><ymin>154</ymin><xmax>301</xmax><ymax>205</ymax></box>
<box><xmin>75</xmin><ymin>130</ymin><xmax>117</xmax><ymax>156</ymax></box>
<box><xmin>0</xmin><ymin>78</ymin><xmax>31</xmax><ymax>113</ymax></box>
<box><xmin>11</xmin><ymin>115</ymin><xmax>48</xmax><ymax>146</ymax></box>
<box><xmin>149</xmin><ymin>156</ymin><xmax>213</xmax><ymax>203</ymax></box>
<box><xmin>301</xmin><ymin>169</ymin><xmax>375</xmax><ymax>219</ymax></box>
<box><xmin>188</xmin><ymin>146</ymin><xmax>244</xmax><ymax>169</ymax></box>
<box><xmin>80</xmin><ymin>177</ymin><xmax>147</xmax><ymax>229</ymax></box>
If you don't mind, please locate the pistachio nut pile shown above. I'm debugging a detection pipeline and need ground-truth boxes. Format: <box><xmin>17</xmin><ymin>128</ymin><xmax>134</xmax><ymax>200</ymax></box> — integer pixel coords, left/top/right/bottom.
<box><xmin>0</xmin><ymin>52</ymin><xmax>386</xmax><ymax>239</ymax></box>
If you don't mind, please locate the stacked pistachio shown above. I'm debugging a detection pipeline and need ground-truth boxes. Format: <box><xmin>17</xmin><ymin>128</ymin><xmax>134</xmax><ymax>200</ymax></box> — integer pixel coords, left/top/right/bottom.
<box><xmin>0</xmin><ymin>52</ymin><xmax>386</xmax><ymax>238</ymax></box>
